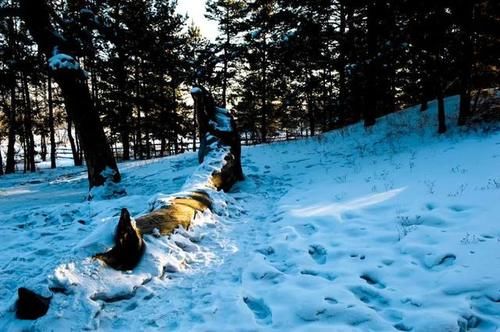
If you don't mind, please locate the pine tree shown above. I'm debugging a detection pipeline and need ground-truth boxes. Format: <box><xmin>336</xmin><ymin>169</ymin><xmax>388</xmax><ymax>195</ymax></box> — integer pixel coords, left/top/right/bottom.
<box><xmin>206</xmin><ymin>0</ymin><xmax>246</xmax><ymax>107</ymax></box>
<box><xmin>18</xmin><ymin>0</ymin><xmax>122</xmax><ymax>188</ymax></box>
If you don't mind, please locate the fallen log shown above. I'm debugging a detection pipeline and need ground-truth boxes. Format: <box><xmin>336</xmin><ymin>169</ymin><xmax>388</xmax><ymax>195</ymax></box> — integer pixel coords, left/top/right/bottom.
<box><xmin>95</xmin><ymin>86</ymin><xmax>243</xmax><ymax>271</ymax></box>
<box><xmin>15</xmin><ymin>86</ymin><xmax>244</xmax><ymax>320</ymax></box>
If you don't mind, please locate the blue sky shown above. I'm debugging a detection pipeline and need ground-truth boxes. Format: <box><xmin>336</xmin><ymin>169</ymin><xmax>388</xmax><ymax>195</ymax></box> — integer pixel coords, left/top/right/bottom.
<box><xmin>176</xmin><ymin>0</ymin><xmax>218</xmax><ymax>40</ymax></box>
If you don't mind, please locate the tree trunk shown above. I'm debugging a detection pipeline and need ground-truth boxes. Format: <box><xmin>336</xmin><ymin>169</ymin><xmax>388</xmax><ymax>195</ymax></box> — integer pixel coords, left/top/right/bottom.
<box><xmin>21</xmin><ymin>134</ymin><xmax>27</xmax><ymax>173</ymax></box>
<box><xmin>143</xmin><ymin>89</ymin><xmax>151</xmax><ymax>160</ymax></box>
<box><xmin>48</xmin><ymin>72</ymin><xmax>56</xmax><ymax>168</ymax></box>
<box><xmin>437</xmin><ymin>83</ymin><xmax>447</xmax><ymax>134</ymax></box>
<box><xmin>338</xmin><ymin>3</ymin><xmax>347</xmax><ymax>125</ymax></box>
<box><xmin>160</xmin><ymin>136</ymin><xmax>166</xmax><ymax>157</ymax></box>
<box><xmin>420</xmin><ymin>100</ymin><xmax>428</xmax><ymax>112</ymax></box>
<box><xmin>420</xmin><ymin>80</ymin><xmax>429</xmax><ymax>112</ymax></box>
<box><xmin>76</xmin><ymin>132</ymin><xmax>84</xmax><ymax>167</ymax></box>
<box><xmin>5</xmin><ymin>77</ymin><xmax>17</xmax><ymax>174</ymax></box>
<box><xmin>193</xmin><ymin>111</ymin><xmax>197</xmax><ymax>152</ymax></box>
<box><xmin>222</xmin><ymin>12</ymin><xmax>230</xmax><ymax>108</ymax></box>
<box><xmin>21</xmin><ymin>73</ymin><xmax>36</xmax><ymax>173</ymax></box>
<box><xmin>96</xmin><ymin>86</ymin><xmax>243</xmax><ymax>271</ymax></box>
<box><xmin>121</xmin><ymin>124</ymin><xmax>131</xmax><ymax>161</ymax></box>
<box><xmin>117</xmin><ymin>52</ymin><xmax>131</xmax><ymax>161</ymax></box>
<box><xmin>457</xmin><ymin>0</ymin><xmax>474</xmax><ymax>126</ymax></box>
<box><xmin>472</xmin><ymin>89</ymin><xmax>481</xmax><ymax>113</ymax></box>
<box><xmin>5</xmin><ymin>14</ymin><xmax>16</xmax><ymax>174</ymax></box>
<box><xmin>19</xmin><ymin>0</ymin><xmax>121</xmax><ymax>189</ymax></box>
<box><xmin>40</xmin><ymin>135</ymin><xmax>47</xmax><ymax>162</ymax></box>
<box><xmin>67</xmin><ymin>115</ymin><xmax>81</xmax><ymax>166</ymax></box>
<box><xmin>0</xmin><ymin>140</ymin><xmax>3</xmax><ymax>176</ymax></box>
<box><xmin>306</xmin><ymin>88</ymin><xmax>316</xmax><ymax>136</ymax></box>
<box><xmin>260</xmin><ymin>34</ymin><xmax>269</xmax><ymax>143</ymax></box>
<box><xmin>364</xmin><ymin>0</ymin><xmax>378</xmax><ymax>128</ymax></box>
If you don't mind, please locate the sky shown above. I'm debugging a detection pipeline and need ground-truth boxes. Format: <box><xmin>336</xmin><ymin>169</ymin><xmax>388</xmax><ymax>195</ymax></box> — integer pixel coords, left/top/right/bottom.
<box><xmin>176</xmin><ymin>0</ymin><xmax>219</xmax><ymax>40</ymax></box>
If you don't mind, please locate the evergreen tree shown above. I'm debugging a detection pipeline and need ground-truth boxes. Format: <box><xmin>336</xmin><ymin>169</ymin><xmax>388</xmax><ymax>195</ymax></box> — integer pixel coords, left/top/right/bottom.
<box><xmin>206</xmin><ymin>0</ymin><xmax>246</xmax><ymax>107</ymax></box>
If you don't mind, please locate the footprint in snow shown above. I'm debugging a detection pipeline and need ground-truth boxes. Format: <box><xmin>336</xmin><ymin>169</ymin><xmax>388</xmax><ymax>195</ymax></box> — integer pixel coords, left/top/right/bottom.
<box><xmin>360</xmin><ymin>273</ymin><xmax>386</xmax><ymax>289</ymax></box>
<box><xmin>425</xmin><ymin>202</ymin><xmax>437</xmax><ymax>211</ymax></box>
<box><xmin>480</xmin><ymin>234</ymin><xmax>495</xmax><ymax>241</ymax></box>
<box><xmin>394</xmin><ymin>322</ymin><xmax>413</xmax><ymax>331</ymax></box>
<box><xmin>449</xmin><ymin>204</ymin><xmax>473</xmax><ymax>213</ymax></box>
<box><xmin>243</xmin><ymin>296</ymin><xmax>272</xmax><ymax>325</ymax></box>
<box><xmin>425</xmin><ymin>253</ymin><xmax>456</xmax><ymax>270</ymax></box>
<box><xmin>324</xmin><ymin>297</ymin><xmax>338</xmax><ymax>304</ymax></box>
<box><xmin>350</xmin><ymin>285</ymin><xmax>389</xmax><ymax>310</ymax></box>
<box><xmin>247</xmin><ymin>165</ymin><xmax>259</xmax><ymax>172</ymax></box>
<box><xmin>308</xmin><ymin>245</ymin><xmax>327</xmax><ymax>265</ymax></box>
<box><xmin>300</xmin><ymin>269</ymin><xmax>336</xmax><ymax>281</ymax></box>
<box><xmin>256</xmin><ymin>246</ymin><xmax>275</xmax><ymax>256</ymax></box>
<box><xmin>297</xmin><ymin>223</ymin><xmax>318</xmax><ymax>236</ymax></box>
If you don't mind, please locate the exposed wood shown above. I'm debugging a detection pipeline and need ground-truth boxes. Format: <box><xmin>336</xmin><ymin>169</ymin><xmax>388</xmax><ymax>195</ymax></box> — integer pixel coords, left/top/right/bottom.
<box><xmin>16</xmin><ymin>288</ymin><xmax>51</xmax><ymax>320</ymax></box>
<box><xmin>94</xmin><ymin>209</ymin><xmax>144</xmax><ymax>271</ymax></box>
<box><xmin>95</xmin><ymin>86</ymin><xmax>243</xmax><ymax>271</ymax></box>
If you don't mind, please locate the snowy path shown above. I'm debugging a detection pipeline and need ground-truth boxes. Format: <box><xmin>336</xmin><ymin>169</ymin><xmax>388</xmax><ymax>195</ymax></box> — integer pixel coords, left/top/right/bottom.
<box><xmin>91</xmin><ymin>155</ymin><xmax>293</xmax><ymax>330</ymax></box>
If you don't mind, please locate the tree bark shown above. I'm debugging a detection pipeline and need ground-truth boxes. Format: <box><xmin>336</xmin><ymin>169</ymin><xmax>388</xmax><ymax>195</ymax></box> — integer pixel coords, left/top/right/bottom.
<box><xmin>40</xmin><ymin>135</ymin><xmax>47</xmax><ymax>162</ymax></box>
<box><xmin>420</xmin><ymin>80</ymin><xmax>429</xmax><ymax>112</ymax></box>
<box><xmin>457</xmin><ymin>0</ymin><xmax>474</xmax><ymax>126</ymax></box>
<box><xmin>66</xmin><ymin>115</ymin><xmax>81</xmax><ymax>166</ymax></box>
<box><xmin>135</xmin><ymin>62</ymin><xmax>144</xmax><ymax>160</ymax></box>
<box><xmin>21</xmin><ymin>73</ymin><xmax>36</xmax><ymax>173</ymax></box>
<box><xmin>96</xmin><ymin>86</ymin><xmax>243</xmax><ymax>271</ymax></box>
<box><xmin>47</xmin><ymin>72</ymin><xmax>56</xmax><ymax>169</ymax></box>
<box><xmin>5</xmin><ymin>14</ymin><xmax>17</xmax><ymax>174</ymax></box>
<box><xmin>437</xmin><ymin>84</ymin><xmax>447</xmax><ymax>134</ymax></box>
<box><xmin>5</xmin><ymin>76</ymin><xmax>17</xmax><ymax>174</ymax></box>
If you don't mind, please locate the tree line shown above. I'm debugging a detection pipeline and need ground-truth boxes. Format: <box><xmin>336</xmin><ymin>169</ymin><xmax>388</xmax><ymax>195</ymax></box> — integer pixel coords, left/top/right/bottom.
<box><xmin>0</xmin><ymin>0</ymin><xmax>201</xmax><ymax>180</ymax></box>
<box><xmin>205</xmin><ymin>0</ymin><xmax>498</xmax><ymax>140</ymax></box>
<box><xmin>0</xmin><ymin>0</ymin><xmax>498</xmax><ymax>185</ymax></box>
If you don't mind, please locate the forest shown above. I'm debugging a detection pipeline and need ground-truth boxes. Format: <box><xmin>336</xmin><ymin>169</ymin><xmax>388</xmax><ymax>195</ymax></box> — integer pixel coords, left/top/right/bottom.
<box><xmin>0</xmin><ymin>0</ymin><xmax>497</xmax><ymax>183</ymax></box>
<box><xmin>0</xmin><ymin>0</ymin><xmax>499</xmax><ymax>329</ymax></box>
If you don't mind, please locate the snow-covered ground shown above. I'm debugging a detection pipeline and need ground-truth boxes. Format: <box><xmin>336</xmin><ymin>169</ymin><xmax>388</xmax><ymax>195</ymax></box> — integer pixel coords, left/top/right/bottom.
<box><xmin>0</xmin><ymin>96</ymin><xmax>499</xmax><ymax>331</ymax></box>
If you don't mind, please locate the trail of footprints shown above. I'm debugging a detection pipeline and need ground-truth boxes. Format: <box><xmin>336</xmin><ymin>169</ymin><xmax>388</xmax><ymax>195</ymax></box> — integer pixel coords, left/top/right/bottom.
<box><xmin>308</xmin><ymin>244</ymin><xmax>328</xmax><ymax>265</ymax></box>
<box><xmin>242</xmin><ymin>212</ymin><xmax>469</xmax><ymax>329</ymax></box>
<box><xmin>243</xmin><ymin>296</ymin><xmax>273</xmax><ymax>326</ymax></box>
<box><xmin>238</xmin><ymin>172</ymin><xmax>488</xmax><ymax>329</ymax></box>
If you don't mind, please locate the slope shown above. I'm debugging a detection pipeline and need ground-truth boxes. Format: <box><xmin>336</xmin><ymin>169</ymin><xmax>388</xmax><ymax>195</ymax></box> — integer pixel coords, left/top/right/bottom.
<box><xmin>0</xmin><ymin>95</ymin><xmax>499</xmax><ymax>331</ymax></box>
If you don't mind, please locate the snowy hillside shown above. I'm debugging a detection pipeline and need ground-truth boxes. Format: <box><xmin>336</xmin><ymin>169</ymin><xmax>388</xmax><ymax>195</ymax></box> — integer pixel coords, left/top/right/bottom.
<box><xmin>1</xmin><ymin>96</ymin><xmax>499</xmax><ymax>331</ymax></box>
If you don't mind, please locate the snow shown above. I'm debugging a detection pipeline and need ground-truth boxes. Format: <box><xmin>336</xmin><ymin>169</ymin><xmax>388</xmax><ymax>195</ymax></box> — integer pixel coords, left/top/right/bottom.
<box><xmin>88</xmin><ymin>167</ymin><xmax>126</xmax><ymax>200</ymax></box>
<box><xmin>210</xmin><ymin>107</ymin><xmax>234</xmax><ymax>132</ymax></box>
<box><xmin>191</xmin><ymin>87</ymin><xmax>203</xmax><ymax>95</ymax></box>
<box><xmin>1</xmin><ymin>96</ymin><xmax>499</xmax><ymax>331</ymax></box>
<box><xmin>49</xmin><ymin>53</ymin><xmax>80</xmax><ymax>71</ymax></box>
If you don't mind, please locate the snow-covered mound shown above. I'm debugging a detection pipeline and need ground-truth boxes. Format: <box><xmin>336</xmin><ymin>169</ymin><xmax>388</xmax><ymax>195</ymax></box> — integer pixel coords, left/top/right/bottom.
<box><xmin>0</xmin><ymin>96</ymin><xmax>499</xmax><ymax>331</ymax></box>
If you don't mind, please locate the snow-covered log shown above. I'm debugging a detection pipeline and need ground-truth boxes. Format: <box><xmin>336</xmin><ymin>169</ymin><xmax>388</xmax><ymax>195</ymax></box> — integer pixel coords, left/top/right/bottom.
<box><xmin>14</xmin><ymin>86</ymin><xmax>243</xmax><ymax>320</ymax></box>
<box><xmin>95</xmin><ymin>86</ymin><xmax>243</xmax><ymax>271</ymax></box>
